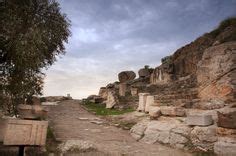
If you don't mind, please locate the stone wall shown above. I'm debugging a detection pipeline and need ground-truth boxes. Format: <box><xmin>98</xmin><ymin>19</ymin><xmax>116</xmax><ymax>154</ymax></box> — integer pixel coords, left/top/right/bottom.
<box><xmin>197</xmin><ymin>42</ymin><xmax>236</xmax><ymax>104</ymax></box>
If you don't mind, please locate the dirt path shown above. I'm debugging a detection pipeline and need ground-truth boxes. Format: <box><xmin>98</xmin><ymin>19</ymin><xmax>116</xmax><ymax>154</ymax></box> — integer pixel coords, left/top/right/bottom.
<box><xmin>48</xmin><ymin>100</ymin><xmax>193</xmax><ymax>156</ymax></box>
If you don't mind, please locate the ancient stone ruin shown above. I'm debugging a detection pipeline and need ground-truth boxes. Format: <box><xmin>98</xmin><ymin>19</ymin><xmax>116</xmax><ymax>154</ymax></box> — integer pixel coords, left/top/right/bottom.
<box><xmin>92</xmin><ymin>19</ymin><xmax>236</xmax><ymax>154</ymax></box>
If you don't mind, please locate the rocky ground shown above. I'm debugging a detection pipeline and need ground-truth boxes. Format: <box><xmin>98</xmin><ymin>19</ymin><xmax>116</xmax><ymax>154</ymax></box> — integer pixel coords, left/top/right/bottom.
<box><xmin>47</xmin><ymin>100</ymin><xmax>193</xmax><ymax>156</ymax></box>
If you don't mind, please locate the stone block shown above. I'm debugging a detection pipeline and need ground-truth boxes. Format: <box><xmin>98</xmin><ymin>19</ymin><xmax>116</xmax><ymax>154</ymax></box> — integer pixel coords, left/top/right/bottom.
<box><xmin>148</xmin><ymin>106</ymin><xmax>161</xmax><ymax>119</ymax></box>
<box><xmin>4</xmin><ymin>119</ymin><xmax>48</xmax><ymax>146</ymax></box>
<box><xmin>145</xmin><ymin>95</ymin><xmax>154</xmax><ymax>112</ymax></box>
<box><xmin>214</xmin><ymin>137</ymin><xmax>236</xmax><ymax>155</ymax></box>
<box><xmin>186</xmin><ymin>114</ymin><xmax>213</xmax><ymax>126</ymax></box>
<box><xmin>119</xmin><ymin>83</ymin><xmax>127</xmax><ymax>96</ymax></box>
<box><xmin>137</xmin><ymin>93</ymin><xmax>150</xmax><ymax>112</ymax></box>
<box><xmin>190</xmin><ymin>126</ymin><xmax>217</xmax><ymax>151</ymax></box>
<box><xmin>160</xmin><ymin>106</ymin><xmax>185</xmax><ymax>117</ymax></box>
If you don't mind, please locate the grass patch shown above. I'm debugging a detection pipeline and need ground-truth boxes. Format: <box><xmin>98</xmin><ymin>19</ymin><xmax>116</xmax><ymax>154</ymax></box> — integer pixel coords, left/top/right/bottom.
<box><xmin>82</xmin><ymin>101</ymin><xmax>134</xmax><ymax>116</ymax></box>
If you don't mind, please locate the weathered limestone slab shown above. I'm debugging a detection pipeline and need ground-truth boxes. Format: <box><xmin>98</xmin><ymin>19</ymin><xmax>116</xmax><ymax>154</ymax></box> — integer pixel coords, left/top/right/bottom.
<box><xmin>130</xmin><ymin>121</ymin><xmax>148</xmax><ymax>141</ymax></box>
<box><xmin>130</xmin><ymin>87</ymin><xmax>138</xmax><ymax>96</ymax></box>
<box><xmin>160</xmin><ymin>106</ymin><xmax>185</xmax><ymax>117</ymax></box>
<box><xmin>186</xmin><ymin>114</ymin><xmax>213</xmax><ymax>126</ymax></box>
<box><xmin>190</xmin><ymin>125</ymin><xmax>217</xmax><ymax>151</ymax></box>
<box><xmin>119</xmin><ymin>83</ymin><xmax>127</xmax><ymax>96</ymax></box>
<box><xmin>145</xmin><ymin>95</ymin><xmax>154</xmax><ymax>112</ymax></box>
<box><xmin>106</xmin><ymin>91</ymin><xmax>118</xmax><ymax>108</ymax></box>
<box><xmin>4</xmin><ymin>119</ymin><xmax>48</xmax><ymax>146</ymax></box>
<box><xmin>137</xmin><ymin>93</ymin><xmax>150</xmax><ymax>112</ymax></box>
<box><xmin>148</xmin><ymin>106</ymin><xmax>161</xmax><ymax>119</ymax></box>
<box><xmin>214</xmin><ymin>137</ymin><xmax>236</xmax><ymax>155</ymax></box>
<box><xmin>141</xmin><ymin>119</ymin><xmax>181</xmax><ymax>144</ymax></box>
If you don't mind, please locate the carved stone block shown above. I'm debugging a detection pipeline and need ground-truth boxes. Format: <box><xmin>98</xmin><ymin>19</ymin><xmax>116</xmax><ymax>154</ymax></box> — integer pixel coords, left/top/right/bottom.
<box><xmin>4</xmin><ymin>119</ymin><xmax>48</xmax><ymax>146</ymax></box>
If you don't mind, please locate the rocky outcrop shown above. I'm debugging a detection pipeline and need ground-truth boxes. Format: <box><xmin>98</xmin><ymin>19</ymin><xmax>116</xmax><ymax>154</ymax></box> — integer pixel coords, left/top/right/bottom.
<box><xmin>98</xmin><ymin>87</ymin><xmax>107</xmax><ymax>100</ymax></box>
<box><xmin>118</xmin><ymin>71</ymin><xmax>136</xmax><ymax>83</ymax></box>
<box><xmin>138</xmin><ymin>66</ymin><xmax>151</xmax><ymax>78</ymax></box>
<box><xmin>197</xmin><ymin>42</ymin><xmax>236</xmax><ymax>103</ymax></box>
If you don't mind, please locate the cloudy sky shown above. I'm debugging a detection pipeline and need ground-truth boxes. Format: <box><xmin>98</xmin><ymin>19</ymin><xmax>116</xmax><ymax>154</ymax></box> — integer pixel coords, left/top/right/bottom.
<box><xmin>43</xmin><ymin>0</ymin><xmax>236</xmax><ymax>99</ymax></box>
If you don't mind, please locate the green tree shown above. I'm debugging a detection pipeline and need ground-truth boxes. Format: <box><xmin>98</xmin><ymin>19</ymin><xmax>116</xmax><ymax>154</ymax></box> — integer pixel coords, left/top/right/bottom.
<box><xmin>0</xmin><ymin>0</ymin><xmax>71</xmax><ymax>115</ymax></box>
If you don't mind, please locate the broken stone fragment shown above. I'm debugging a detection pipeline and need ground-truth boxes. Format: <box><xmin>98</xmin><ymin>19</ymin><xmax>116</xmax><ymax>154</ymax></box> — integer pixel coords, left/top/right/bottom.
<box><xmin>186</xmin><ymin>114</ymin><xmax>213</xmax><ymax>126</ymax></box>
<box><xmin>58</xmin><ymin>140</ymin><xmax>96</xmax><ymax>153</ymax></box>
<box><xmin>160</xmin><ymin>106</ymin><xmax>185</xmax><ymax>117</ymax></box>
<box><xmin>148</xmin><ymin>106</ymin><xmax>161</xmax><ymax>119</ymax></box>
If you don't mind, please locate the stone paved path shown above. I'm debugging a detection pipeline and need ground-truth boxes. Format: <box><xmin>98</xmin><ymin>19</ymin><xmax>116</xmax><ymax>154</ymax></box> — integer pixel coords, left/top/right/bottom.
<box><xmin>48</xmin><ymin>100</ymin><xmax>193</xmax><ymax>156</ymax></box>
